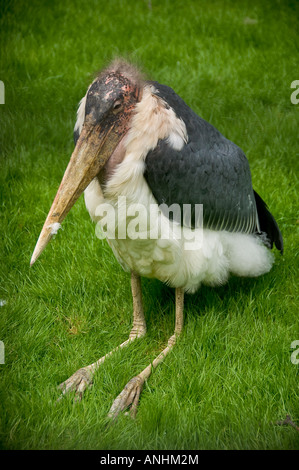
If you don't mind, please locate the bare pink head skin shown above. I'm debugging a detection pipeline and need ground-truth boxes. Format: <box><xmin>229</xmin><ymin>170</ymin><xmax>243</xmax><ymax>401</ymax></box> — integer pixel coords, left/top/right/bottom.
<box><xmin>30</xmin><ymin>60</ymin><xmax>143</xmax><ymax>266</ymax></box>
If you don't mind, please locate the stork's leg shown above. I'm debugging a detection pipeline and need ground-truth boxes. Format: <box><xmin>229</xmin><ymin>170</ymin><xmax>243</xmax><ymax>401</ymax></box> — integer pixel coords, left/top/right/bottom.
<box><xmin>108</xmin><ymin>287</ymin><xmax>184</xmax><ymax>419</ymax></box>
<box><xmin>57</xmin><ymin>272</ymin><xmax>146</xmax><ymax>401</ymax></box>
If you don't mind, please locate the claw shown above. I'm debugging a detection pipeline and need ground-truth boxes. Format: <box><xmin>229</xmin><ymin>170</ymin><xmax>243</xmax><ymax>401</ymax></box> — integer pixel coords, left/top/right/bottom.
<box><xmin>57</xmin><ymin>367</ymin><xmax>93</xmax><ymax>402</ymax></box>
<box><xmin>108</xmin><ymin>375</ymin><xmax>144</xmax><ymax>420</ymax></box>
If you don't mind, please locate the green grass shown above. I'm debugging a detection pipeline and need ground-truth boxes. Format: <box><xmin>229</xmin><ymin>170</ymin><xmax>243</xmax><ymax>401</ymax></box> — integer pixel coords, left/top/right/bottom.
<box><xmin>0</xmin><ymin>0</ymin><xmax>298</xmax><ymax>450</ymax></box>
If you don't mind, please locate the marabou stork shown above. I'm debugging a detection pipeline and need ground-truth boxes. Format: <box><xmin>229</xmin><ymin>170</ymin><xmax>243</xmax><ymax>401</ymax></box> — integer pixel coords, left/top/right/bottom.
<box><xmin>31</xmin><ymin>59</ymin><xmax>283</xmax><ymax>418</ymax></box>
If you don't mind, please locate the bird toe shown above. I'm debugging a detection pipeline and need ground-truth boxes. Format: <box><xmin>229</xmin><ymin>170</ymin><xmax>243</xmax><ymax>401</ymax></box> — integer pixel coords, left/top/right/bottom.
<box><xmin>108</xmin><ymin>375</ymin><xmax>144</xmax><ymax>420</ymax></box>
<box><xmin>57</xmin><ymin>367</ymin><xmax>93</xmax><ymax>402</ymax></box>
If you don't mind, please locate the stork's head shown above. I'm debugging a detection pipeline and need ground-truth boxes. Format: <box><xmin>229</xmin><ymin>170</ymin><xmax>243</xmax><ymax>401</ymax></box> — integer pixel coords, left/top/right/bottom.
<box><xmin>30</xmin><ymin>60</ymin><xmax>143</xmax><ymax>265</ymax></box>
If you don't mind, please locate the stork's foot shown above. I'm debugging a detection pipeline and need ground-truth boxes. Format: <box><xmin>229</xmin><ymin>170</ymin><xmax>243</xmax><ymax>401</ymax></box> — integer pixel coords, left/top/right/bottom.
<box><xmin>57</xmin><ymin>367</ymin><xmax>93</xmax><ymax>402</ymax></box>
<box><xmin>108</xmin><ymin>375</ymin><xmax>145</xmax><ymax>420</ymax></box>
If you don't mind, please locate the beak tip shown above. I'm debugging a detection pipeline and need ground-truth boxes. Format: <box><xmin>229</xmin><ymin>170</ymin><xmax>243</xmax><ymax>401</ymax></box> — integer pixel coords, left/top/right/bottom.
<box><xmin>30</xmin><ymin>250</ymin><xmax>39</xmax><ymax>267</ymax></box>
<box><xmin>30</xmin><ymin>227</ymin><xmax>54</xmax><ymax>268</ymax></box>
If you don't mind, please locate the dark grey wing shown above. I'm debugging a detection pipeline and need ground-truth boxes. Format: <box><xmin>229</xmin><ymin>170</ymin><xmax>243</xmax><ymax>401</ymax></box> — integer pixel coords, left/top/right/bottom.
<box><xmin>144</xmin><ymin>82</ymin><xmax>259</xmax><ymax>234</ymax></box>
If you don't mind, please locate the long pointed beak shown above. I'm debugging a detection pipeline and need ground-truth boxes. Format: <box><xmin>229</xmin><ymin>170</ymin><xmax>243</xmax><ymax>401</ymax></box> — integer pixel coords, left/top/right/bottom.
<box><xmin>30</xmin><ymin>121</ymin><xmax>118</xmax><ymax>266</ymax></box>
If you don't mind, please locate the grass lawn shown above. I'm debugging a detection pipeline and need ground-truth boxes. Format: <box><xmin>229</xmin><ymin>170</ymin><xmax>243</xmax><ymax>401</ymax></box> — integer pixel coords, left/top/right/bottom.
<box><xmin>0</xmin><ymin>0</ymin><xmax>298</xmax><ymax>450</ymax></box>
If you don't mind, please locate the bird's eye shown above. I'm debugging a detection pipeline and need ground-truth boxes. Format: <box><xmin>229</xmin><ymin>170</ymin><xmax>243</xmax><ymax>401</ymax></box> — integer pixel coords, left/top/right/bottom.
<box><xmin>113</xmin><ymin>100</ymin><xmax>122</xmax><ymax>111</ymax></box>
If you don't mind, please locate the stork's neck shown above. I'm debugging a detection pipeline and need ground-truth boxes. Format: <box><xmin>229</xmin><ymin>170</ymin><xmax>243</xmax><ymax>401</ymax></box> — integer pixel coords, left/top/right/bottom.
<box><xmin>97</xmin><ymin>135</ymin><xmax>127</xmax><ymax>187</ymax></box>
<box><xmin>124</xmin><ymin>84</ymin><xmax>187</xmax><ymax>158</ymax></box>
<box><xmin>100</xmin><ymin>84</ymin><xmax>187</xmax><ymax>203</ymax></box>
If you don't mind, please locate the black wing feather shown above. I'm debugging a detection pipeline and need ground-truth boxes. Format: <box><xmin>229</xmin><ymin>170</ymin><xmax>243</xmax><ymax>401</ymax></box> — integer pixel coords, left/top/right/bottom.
<box><xmin>254</xmin><ymin>191</ymin><xmax>283</xmax><ymax>253</ymax></box>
